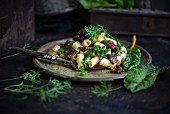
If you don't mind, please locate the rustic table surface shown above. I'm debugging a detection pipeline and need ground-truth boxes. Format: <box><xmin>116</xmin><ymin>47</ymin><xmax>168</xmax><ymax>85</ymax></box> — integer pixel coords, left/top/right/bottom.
<box><xmin>0</xmin><ymin>32</ymin><xmax>170</xmax><ymax>114</ymax></box>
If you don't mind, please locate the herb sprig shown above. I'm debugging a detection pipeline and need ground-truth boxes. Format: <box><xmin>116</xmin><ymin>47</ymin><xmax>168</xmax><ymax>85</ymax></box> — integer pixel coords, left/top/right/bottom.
<box><xmin>83</xmin><ymin>25</ymin><xmax>121</xmax><ymax>46</ymax></box>
<box><xmin>91</xmin><ymin>81</ymin><xmax>122</xmax><ymax>96</ymax></box>
<box><xmin>84</xmin><ymin>25</ymin><xmax>107</xmax><ymax>42</ymax></box>
<box><xmin>1</xmin><ymin>70</ymin><xmax>71</xmax><ymax>102</ymax></box>
<box><xmin>0</xmin><ymin>70</ymin><xmax>41</xmax><ymax>83</ymax></box>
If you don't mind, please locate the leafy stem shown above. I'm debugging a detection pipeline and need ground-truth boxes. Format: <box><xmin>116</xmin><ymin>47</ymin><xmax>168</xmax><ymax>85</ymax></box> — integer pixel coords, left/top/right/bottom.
<box><xmin>91</xmin><ymin>81</ymin><xmax>122</xmax><ymax>96</ymax></box>
<box><xmin>4</xmin><ymin>78</ymin><xmax>71</xmax><ymax>102</ymax></box>
<box><xmin>0</xmin><ymin>70</ymin><xmax>42</xmax><ymax>83</ymax></box>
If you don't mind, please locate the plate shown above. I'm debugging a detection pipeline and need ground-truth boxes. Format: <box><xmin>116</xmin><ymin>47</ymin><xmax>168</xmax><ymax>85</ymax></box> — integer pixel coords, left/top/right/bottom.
<box><xmin>33</xmin><ymin>39</ymin><xmax>152</xmax><ymax>82</ymax></box>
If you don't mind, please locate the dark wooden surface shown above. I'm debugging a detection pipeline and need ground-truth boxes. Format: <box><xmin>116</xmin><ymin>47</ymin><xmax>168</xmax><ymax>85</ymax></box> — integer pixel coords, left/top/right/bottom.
<box><xmin>0</xmin><ymin>0</ymin><xmax>34</xmax><ymax>57</ymax></box>
<box><xmin>0</xmin><ymin>32</ymin><xmax>170</xmax><ymax>114</ymax></box>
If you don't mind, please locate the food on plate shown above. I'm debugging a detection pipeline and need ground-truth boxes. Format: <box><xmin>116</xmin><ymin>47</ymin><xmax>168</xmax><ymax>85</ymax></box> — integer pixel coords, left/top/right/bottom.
<box><xmin>48</xmin><ymin>25</ymin><xmax>141</xmax><ymax>76</ymax></box>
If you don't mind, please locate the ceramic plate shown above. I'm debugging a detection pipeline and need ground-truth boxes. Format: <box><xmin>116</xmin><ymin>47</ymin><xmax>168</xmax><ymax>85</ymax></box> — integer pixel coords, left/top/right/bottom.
<box><xmin>33</xmin><ymin>39</ymin><xmax>152</xmax><ymax>82</ymax></box>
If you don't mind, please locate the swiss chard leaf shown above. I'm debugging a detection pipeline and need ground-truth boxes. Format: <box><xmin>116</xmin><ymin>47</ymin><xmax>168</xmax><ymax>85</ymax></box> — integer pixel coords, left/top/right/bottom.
<box><xmin>78</xmin><ymin>0</ymin><xmax>134</xmax><ymax>9</ymax></box>
<box><xmin>122</xmin><ymin>48</ymin><xmax>141</xmax><ymax>71</ymax></box>
<box><xmin>124</xmin><ymin>64</ymin><xmax>161</xmax><ymax>93</ymax></box>
<box><xmin>78</xmin><ymin>0</ymin><xmax>116</xmax><ymax>9</ymax></box>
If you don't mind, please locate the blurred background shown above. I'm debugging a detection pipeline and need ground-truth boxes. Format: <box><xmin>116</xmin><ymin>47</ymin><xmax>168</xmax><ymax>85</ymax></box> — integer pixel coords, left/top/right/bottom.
<box><xmin>0</xmin><ymin>0</ymin><xmax>170</xmax><ymax>57</ymax></box>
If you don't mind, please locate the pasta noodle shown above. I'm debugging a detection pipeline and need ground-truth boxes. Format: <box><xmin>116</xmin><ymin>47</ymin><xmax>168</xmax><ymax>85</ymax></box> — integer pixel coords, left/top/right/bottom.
<box><xmin>76</xmin><ymin>53</ymin><xmax>84</xmax><ymax>69</ymax></box>
<box><xmin>99</xmin><ymin>58</ymin><xmax>116</xmax><ymax>69</ymax></box>
<box><xmin>48</xmin><ymin>50</ymin><xmax>55</xmax><ymax>56</ymax></box>
<box><xmin>82</xmin><ymin>39</ymin><xmax>91</xmax><ymax>47</ymax></box>
<box><xmin>72</xmin><ymin>41</ymin><xmax>83</xmax><ymax>51</ymax></box>
<box><xmin>120</xmin><ymin>46</ymin><xmax>127</xmax><ymax>53</ymax></box>
<box><xmin>52</xmin><ymin>45</ymin><xmax>60</xmax><ymax>52</ymax></box>
<box><xmin>106</xmin><ymin>38</ymin><xmax>117</xmax><ymax>46</ymax></box>
<box><xmin>116</xmin><ymin>52</ymin><xmax>126</xmax><ymax>65</ymax></box>
<box><xmin>97</xmin><ymin>33</ymin><xmax>105</xmax><ymax>42</ymax></box>
<box><xmin>94</xmin><ymin>42</ymin><xmax>106</xmax><ymax>49</ymax></box>
<box><xmin>87</xmin><ymin>56</ymin><xmax>99</xmax><ymax>68</ymax></box>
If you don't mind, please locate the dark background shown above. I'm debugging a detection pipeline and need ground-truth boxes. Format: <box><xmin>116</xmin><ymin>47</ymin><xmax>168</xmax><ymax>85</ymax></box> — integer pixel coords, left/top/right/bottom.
<box><xmin>0</xmin><ymin>0</ymin><xmax>170</xmax><ymax>114</ymax></box>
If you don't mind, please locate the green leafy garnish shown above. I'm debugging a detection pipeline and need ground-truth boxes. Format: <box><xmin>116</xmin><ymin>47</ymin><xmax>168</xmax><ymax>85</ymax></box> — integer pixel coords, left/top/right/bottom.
<box><xmin>36</xmin><ymin>79</ymin><xmax>71</xmax><ymax>102</ymax></box>
<box><xmin>93</xmin><ymin>45</ymin><xmax>110</xmax><ymax>58</ymax></box>
<box><xmin>0</xmin><ymin>70</ymin><xmax>41</xmax><ymax>83</ymax></box>
<box><xmin>83</xmin><ymin>25</ymin><xmax>107</xmax><ymax>42</ymax></box>
<box><xmin>122</xmin><ymin>48</ymin><xmax>141</xmax><ymax>71</ymax></box>
<box><xmin>57</xmin><ymin>48</ymin><xmax>65</xmax><ymax>55</ymax></box>
<box><xmin>129</xmin><ymin>48</ymin><xmax>141</xmax><ymax>68</ymax></box>
<box><xmin>80</xmin><ymin>70</ymin><xmax>88</xmax><ymax>76</ymax></box>
<box><xmin>78</xmin><ymin>0</ymin><xmax>135</xmax><ymax>9</ymax></box>
<box><xmin>1</xmin><ymin>70</ymin><xmax>71</xmax><ymax>102</ymax></box>
<box><xmin>82</xmin><ymin>25</ymin><xmax>121</xmax><ymax>46</ymax></box>
<box><xmin>22</xmin><ymin>70</ymin><xmax>40</xmax><ymax>83</ymax></box>
<box><xmin>91</xmin><ymin>81</ymin><xmax>122</xmax><ymax>96</ymax></box>
<box><xmin>4</xmin><ymin>78</ymin><xmax>71</xmax><ymax>102</ymax></box>
<box><xmin>124</xmin><ymin>64</ymin><xmax>161</xmax><ymax>93</ymax></box>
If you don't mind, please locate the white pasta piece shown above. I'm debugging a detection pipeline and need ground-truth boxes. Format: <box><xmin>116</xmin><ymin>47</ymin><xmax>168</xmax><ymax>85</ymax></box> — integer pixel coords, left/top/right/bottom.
<box><xmin>59</xmin><ymin>53</ymin><xmax>65</xmax><ymax>58</ymax></box>
<box><xmin>52</xmin><ymin>45</ymin><xmax>60</xmax><ymax>52</ymax></box>
<box><xmin>120</xmin><ymin>46</ymin><xmax>127</xmax><ymax>53</ymax></box>
<box><xmin>76</xmin><ymin>53</ymin><xmax>84</xmax><ymax>69</ymax></box>
<box><xmin>82</xmin><ymin>39</ymin><xmax>91</xmax><ymax>47</ymax></box>
<box><xmin>116</xmin><ymin>52</ymin><xmax>126</xmax><ymax>65</ymax></box>
<box><xmin>72</xmin><ymin>41</ymin><xmax>83</xmax><ymax>51</ymax></box>
<box><xmin>48</xmin><ymin>50</ymin><xmax>60</xmax><ymax>57</ymax></box>
<box><xmin>106</xmin><ymin>37</ymin><xmax>117</xmax><ymax>46</ymax></box>
<box><xmin>99</xmin><ymin>58</ymin><xmax>116</xmax><ymax>69</ymax></box>
<box><xmin>94</xmin><ymin>42</ymin><xmax>106</xmax><ymax>49</ymax></box>
<box><xmin>87</xmin><ymin>56</ymin><xmax>99</xmax><ymax>68</ymax></box>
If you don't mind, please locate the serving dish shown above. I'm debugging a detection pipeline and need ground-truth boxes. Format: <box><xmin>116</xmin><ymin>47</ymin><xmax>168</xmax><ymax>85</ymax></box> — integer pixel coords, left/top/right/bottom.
<box><xmin>33</xmin><ymin>38</ymin><xmax>152</xmax><ymax>82</ymax></box>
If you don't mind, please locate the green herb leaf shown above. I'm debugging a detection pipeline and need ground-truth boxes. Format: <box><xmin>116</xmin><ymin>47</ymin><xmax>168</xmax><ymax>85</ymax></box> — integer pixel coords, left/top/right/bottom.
<box><xmin>3</xmin><ymin>72</ymin><xmax>71</xmax><ymax>102</ymax></box>
<box><xmin>57</xmin><ymin>48</ymin><xmax>65</xmax><ymax>55</ymax></box>
<box><xmin>36</xmin><ymin>78</ymin><xmax>71</xmax><ymax>102</ymax></box>
<box><xmin>91</xmin><ymin>81</ymin><xmax>122</xmax><ymax>96</ymax></box>
<box><xmin>83</xmin><ymin>25</ymin><xmax>107</xmax><ymax>42</ymax></box>
<box><xmin>22</xmin><ymin>70</ymin><xmax>40</xmax><ymax>83</ymax></box>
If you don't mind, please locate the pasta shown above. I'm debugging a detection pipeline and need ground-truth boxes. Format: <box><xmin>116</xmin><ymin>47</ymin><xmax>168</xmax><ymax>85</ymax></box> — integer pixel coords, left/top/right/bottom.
<box><xmin>48</xmin><ymin>25</ymin><xmax>131</xmax><ymax>75</ymax></box>
<box><xmin>82</xmin><ymin>39</ymin><xmax>91</xmax><ymax>47</ymax></box>
<box><xmin>120</xmin><ymin>46</ymin><xmax>127</xmax><ymax>53</ymax></box>
<box><xmin>97</xmin><ymin>33</ymin><xmax>105</xmax><ymax>42</ymax></box>
<box><xmin>52</xmin><ymin>45</ymin><xmax>60</xmax><ymax>52</ymax></box>
<box><xmin>99</xmin><ymin>58</ymin><xmax>116</xmax><ymax>69</ymax></box>
<box><xmin>116</xmin><ymin>52</ymin><xmax>126</xmax><ymax>65</ymax></box>
<box><xmin>106</xmin><ymin>38</ymin><xmax>117</xmax><ymax>46</ymax></box>
<box><xmin>72</xmin><ymin>41</ymin><xmax>83</xmax><ymax>51</ymax></box>
<box><xmin>87</xmin><ymin>56</ymin><xmax>99</xmax><ymax>68</ymax></box>
<box><xmin>94</xmin><ymin>42</ymin><xmax>106</xmax><ymax>49</ymax></box>
<box><xmin>76</xmin><ymin>53</ymin><xmax>84</xmax><ymax>69</ymax></box>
